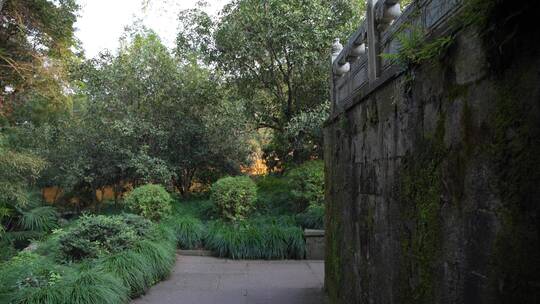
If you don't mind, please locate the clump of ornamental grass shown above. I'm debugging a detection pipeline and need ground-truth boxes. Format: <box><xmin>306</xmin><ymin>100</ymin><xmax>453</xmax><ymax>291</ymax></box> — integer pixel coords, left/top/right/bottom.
<box><xmin>205</xmin><ymin>217</ymin><xmax>306</xmax><ymax>259</ymax></box>
<box><xmin>67</xmin><ymin>267</ymin><xmax>129</xmax><ymax>304</ymax></box>
<box><xmin>166</xmin><ymin>215</ymin><xmax>206</xmax><ymax>249</ymax></box>
<box><xmin>99</xmin><ymin>251</ymin><xmax>153</xmax><ymax>297</ymax></box>
<box><xmin>296</xmin><ymin>203</ymin><xmax>325</xmax><ymax>229</ymax></box>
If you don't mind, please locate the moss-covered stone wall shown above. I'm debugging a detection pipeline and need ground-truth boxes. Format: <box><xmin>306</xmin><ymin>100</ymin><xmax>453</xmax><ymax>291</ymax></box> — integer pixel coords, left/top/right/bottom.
<box><xmin>324</xmin><ymin>1</ymin><xmax>540</xmax><ymax>303</ymax></box>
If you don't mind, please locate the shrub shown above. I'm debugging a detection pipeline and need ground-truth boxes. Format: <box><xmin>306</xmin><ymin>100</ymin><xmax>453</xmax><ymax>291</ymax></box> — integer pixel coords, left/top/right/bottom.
<box><xmin>124</xmin><ymin>184</ymin><xmax>173</xmax><ymax>221</ymax></box>
<box><xmin>255</xmin><ymin>175</ymin><xmax>294</xmax><ymax>215</ymax></box>
<box><xmin>205</xmin><ymin>217</ymin><xmax>305</xmax><ymax>259</ymax></box>
<box><xmin>286</xmin><ymin>160</ymin><xmax>325</xmax><ymax>212</ymax></box>
<box><xmin>172</xmin><ymin>198</ymin><xmax>216</xmax><ymax>220</ymax></box>
<box><xmin>58</xmin><ymin>214</ymin><xmax>151</xmax><ymax>262</ymax></box>
<box><xmin>167</xmin><ymin>215</ymin><xmax>205</xmax><ymax>249</ymax></box>
<box><xmin>210</xmin><ymin>176</ymin><xmax>257</xmax><ymax>221</ymax></box>
<box><xmin>296</xmin><ymin>203</ymin><xmax>325</xmax><ymax>229</ymax></box>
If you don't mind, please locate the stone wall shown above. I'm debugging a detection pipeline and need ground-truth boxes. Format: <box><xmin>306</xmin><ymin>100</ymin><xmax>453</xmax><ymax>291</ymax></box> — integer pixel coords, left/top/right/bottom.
<box><xmin>324</xmin><ymin>0</ymin><xmax>540</xmax><ymax>303</ymax></box>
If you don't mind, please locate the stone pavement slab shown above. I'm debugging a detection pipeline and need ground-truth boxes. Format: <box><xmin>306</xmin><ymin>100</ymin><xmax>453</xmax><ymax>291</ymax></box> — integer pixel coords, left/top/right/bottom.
<box><xmin>132</xmin><ymin>255</ymin><xmax>326</xmax><ymax>304</ymax></box>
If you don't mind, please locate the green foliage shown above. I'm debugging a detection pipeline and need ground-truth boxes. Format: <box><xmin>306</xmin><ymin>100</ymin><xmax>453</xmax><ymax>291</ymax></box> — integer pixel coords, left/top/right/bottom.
<box><xmin>0</xmin><ymin>145</ymin><xmax>57</xmax><ymax>248</ymax></box>
<box><xmin>18</xmin><ymin>207</ymin><xmax>58</xmax><ymax>232</ymax></box>
<box><xmin>166</xmin><ymin>215</ymin><xmax>206</xmax><ymax>249</ymax></box>
<box><xmin>0</xmin><ymin>252</ymin><xmax>74</xmax><ymax>304</ymax></box>
<box><xmin>210</xmin><ymin>176</ymin><xmax>257</xmax><ymax>221</ymax></box>
<box><xmin>11</xmin><ymin>28</ymin><xmax>251</xmax><ymax>206</ymax></box>
<box><xmin>255</xmin><ymin>175</ymin><xmax>294</xmax><ymax>215</ymax></box>
<box><xmin>286</xmin><ymin>160</ymin><xmax>325</xmax><ymax>212</ymax></box>
<box><xmin>68</xmin><ymin>268</ymin><xmax>129</xmax><ymax>304</ymax></box>
<box><xmin>284</xmin><ymin>103</ymin><xmax>330</xmax><ymax>162</ymax></box>
<box><xmin>381</xmin><ymin>26</ymin><xmax>453</xmax><ymax>67</ymax></box>
<box><xmin>0</xmin><ymin>0</ymin><xmax>79</xmax><ymax>126</ymax></box>
<box><xmin>133</xmin><ymin>238</ymin><xmax>176</xmax><ymax>282</ymax></box>
<box><xmin>0</xmin><ymin>215</ymin><xmax>177</xmax><ymax>304</ymax></box>
<box><xmin>205</xmin><ymin>217</ymin><xmax>305</xmax><ymax>259</ymax></box>
<box><xmin>124</xmin><ymin>184</ymin><xmax>173</xmax><ymax>221</ymax></box>
<box><xmin>99</xmin><ymin>251</ymin><xmax>153</xmax><ymax>297</ymax></box>
<box><xmin>0</xmin><ymin>148</ymin><xmax>46</xmax><ymax>208</ymax></box>
<box><xmin>171</xmin><ymin>198</ymin><xmax>217</xmax><ymax>220</ymax></box>
<box><xmin>178</xmin><ymin>0</ymin><xmax>364</xmax><ymax>167</ymax></box>
<box><xmin>296</xmin><ymin>203</ymin><xmax>325</xmax><ymax>229</ymax></box>
<box><xmin>58</xmin><ymin>214</ymin><xmax>151</xmax><ymax>262</ymax></box>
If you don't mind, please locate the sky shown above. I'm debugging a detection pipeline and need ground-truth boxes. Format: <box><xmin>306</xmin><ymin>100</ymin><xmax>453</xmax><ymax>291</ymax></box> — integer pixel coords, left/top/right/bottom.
<box><xmin>75</xmin><ymin>0</ymin><xmax>229</xmax><ymax>58</ymax></box>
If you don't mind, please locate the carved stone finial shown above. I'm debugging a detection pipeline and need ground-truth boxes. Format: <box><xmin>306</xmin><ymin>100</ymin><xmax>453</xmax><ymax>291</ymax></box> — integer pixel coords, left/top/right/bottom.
<box><xmin>375</xmin><ymin>0</ymin><xmax>402</xmax><ymax>30</ymax></box>
<box><xmin>350</xmin><ymin>43</ymin><xmax>367</xmax><ymax>57</ymax></box>
<box><xmin>334</xmin><ymin>62</ymin><xmax>350</xmax><ymax>77</ymax></box>
<box><xmin>332</xmin><ymin>38</ymin><xmax>344</xmax><ymax>63</ymax></box>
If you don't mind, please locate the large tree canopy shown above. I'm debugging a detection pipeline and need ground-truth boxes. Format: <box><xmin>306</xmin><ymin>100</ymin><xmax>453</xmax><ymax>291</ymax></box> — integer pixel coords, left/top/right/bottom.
<box><xmin>22</xmin><ymin>29</ymin><xmax>252</xmax><ymax>202</ymax></box>
<box><xmin>0</xmin><ymin>0</ymin><xmax>79</xmax><ymax>126</ymax></box>
<box><xmin>177</xmin><ymin>0</ymin><xmax>364</xmax><ymax>167</ymax></box>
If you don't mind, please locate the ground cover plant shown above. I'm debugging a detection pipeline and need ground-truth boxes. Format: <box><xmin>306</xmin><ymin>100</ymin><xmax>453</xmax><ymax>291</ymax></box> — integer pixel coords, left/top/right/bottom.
<box><xmin>0</xmin><ymin>213</ymin><xmax>176</xmax><ymax>304</ymax></box>
<box><xmin>296</xmin><ymin>203</ymin><xmax>325</xmax><ymax>230</ymax></box>
<box><xmin>205</xmin><ymin>216</ymin><xmax>306</xmax><ymax>260</ymax></box>
<box><xmin>166</xmin><ymin>215</ymin><xmax>206</xmax><ymax>249</ymax></box>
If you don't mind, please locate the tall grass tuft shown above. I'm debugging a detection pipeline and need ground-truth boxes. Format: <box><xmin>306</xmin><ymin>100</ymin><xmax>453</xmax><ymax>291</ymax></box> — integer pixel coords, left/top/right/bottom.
<box><xmin>205</xmin><ymin>217</ymin><xmax>306</xmax><ymax>260</ymax></box>
<box><xmin>68</xmin><ymin>267</ymin><xmax>129</xmax><ymax>304</ymax></box>
<box><xmin>295</xmin><ymin>203</ymin><xmax>325</xmax><ymax>229</ymax></box>
<box><xmin>166</xmin><ymin>215</ymin><xmax>206</xmax><ymax>249</ymax></box>
<box><xmin>0</xmin><ymin>252</ymin><xmax>74</xmax><ymax>304</ymax></box>
<box><xmin>134</xmin><ymin>240</ymin><xmax>176</xmax><ymax>283</ymax></box>
<box><xmin>100</xmin><ymin>251</ymin><xmax>153</xmax><ymax>297</ymax></box>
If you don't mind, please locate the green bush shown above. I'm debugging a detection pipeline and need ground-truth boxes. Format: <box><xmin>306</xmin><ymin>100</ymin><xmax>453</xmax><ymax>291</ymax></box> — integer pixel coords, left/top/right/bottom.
<box><xmin>205</xmin><ymin>217</ymin><xmax>305</xmax><ymax>259</ymax></box>
<box><xmin>255</xmin><ymin>175</ymin><xmax>294</xmax><ymax>215</ymax></box>
<box><xmin>210</xmin><ymin>176</ymin><xmax>257</xmax><ymax>221</ymax></box>
<box><xmin>172</xmin><ymin>198</ymin><xmax>217</xmax><ymax>220</ymax></box>
<box><xmin>286</xmin><ymin>160</ymin><xmax>325</xmax><ymax>212</ymax></box>
<box><xmin>167</xmin><ymin>215</ymin><xmax>205</xmax><ymax>249</ymax></box>
<box><xmin>58</xmin><ymin>214</ymin><xmax>151</xmax><ymax>262</ymax></box>
<box><xmin>124</xmin><ymin>184</ymin><xmax>173</xmax><ymax>221</ymax></box>
<box><xmin>296</xmin><ymin>203</ymin><xmax>325</xmax><ymax>229</ymax></box>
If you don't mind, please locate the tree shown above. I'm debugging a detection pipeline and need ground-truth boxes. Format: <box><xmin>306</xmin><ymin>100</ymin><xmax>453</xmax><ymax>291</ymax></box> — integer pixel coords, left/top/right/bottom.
<box><xmin>0</xmin><ymin>0</ymin><xmax>79</xmax><ymax>126</ymax></box>
<box><xmin>177</xmin><ymin>0</ymin><xmax>364</xmax><ymax>168</ymax></box>
<box><xmin>30</xmin><ymin>28</ymin><xmax>252</xmax><ymax>202</ymax></box>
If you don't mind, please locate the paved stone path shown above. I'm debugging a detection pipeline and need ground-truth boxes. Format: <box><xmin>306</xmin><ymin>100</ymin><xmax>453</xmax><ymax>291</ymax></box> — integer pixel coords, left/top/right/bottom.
<box><xmin>132</xmin><ymin>255</ymin><xmax>326</xmax><ymax>304</ymax></box>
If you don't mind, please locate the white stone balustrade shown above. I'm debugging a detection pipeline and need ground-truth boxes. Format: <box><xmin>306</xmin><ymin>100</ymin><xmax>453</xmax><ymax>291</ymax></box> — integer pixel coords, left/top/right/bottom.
<box><xmin>330</xmin><ymin>0</ymin><xmax>464</xmax><ymax>111</ymax></box>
